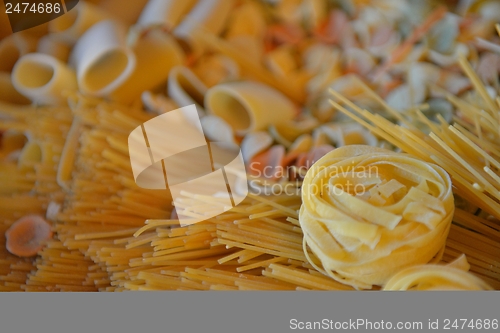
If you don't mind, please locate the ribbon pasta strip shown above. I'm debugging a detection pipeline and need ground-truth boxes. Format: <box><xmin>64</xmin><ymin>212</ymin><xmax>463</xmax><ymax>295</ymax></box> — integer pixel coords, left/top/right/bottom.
<box><xmin>300</xmin><ymin>145</ymin><xmax>455</xmax><ymax>289</ymax></box>
<box><xmin>383</xmin><ymin>255</ymin><xmax>493</xmax><ymax>290</ymax></box>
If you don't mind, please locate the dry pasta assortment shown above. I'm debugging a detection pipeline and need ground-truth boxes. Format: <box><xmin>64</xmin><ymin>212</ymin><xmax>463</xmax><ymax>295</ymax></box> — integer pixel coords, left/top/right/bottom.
<box><xmin>0</xmin><ymin>0</ymin><xmax>499</xmax><ymax>291</ymax></box>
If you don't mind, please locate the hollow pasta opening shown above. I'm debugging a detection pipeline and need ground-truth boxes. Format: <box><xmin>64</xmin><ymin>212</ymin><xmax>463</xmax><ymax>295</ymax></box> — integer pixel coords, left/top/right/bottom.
<box><xmin>15</xmin><ymin>60</ymin><xmax>54</xmax><ymax>88</ymax></box>
<box><xmin>82</xmin><ymin>50</ymin><xmax>130</xmax><ymax>92</ymax></box>
<box><xmin>208</xmin><ymin>91</ymin><xmax>251</xmax><ymax>132</ymax></box>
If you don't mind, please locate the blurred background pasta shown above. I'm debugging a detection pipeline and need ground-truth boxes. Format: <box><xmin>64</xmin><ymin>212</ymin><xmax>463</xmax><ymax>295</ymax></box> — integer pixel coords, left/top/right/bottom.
<box><xmin>0</xmin><ymin>0</ymin><xmax>499</xmax><ymax>291</ymax></box>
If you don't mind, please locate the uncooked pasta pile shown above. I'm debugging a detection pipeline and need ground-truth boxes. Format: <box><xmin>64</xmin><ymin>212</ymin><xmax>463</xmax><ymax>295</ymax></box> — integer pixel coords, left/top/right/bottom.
<box><xmin>0</xmin><ymin>0</ymin><xmax>499</xmax><ymax>291</ymax></box>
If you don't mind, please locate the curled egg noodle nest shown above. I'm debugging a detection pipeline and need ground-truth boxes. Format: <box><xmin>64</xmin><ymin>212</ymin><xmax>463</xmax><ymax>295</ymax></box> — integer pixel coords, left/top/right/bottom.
<box><xmin>299</xmin><ymin>145</ymin><xmax>454</xmax><ymax>289</ymax></box>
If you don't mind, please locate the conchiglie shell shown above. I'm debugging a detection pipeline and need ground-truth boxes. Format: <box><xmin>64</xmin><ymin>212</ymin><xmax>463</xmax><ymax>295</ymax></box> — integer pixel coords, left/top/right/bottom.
<box><xmin>71</xmin><ymin>20</ymin><xmax>136</xmax><ymax>99</ymax></box>
<box><xmin>427</xmin><ymin>43</ymin><xmax>469</xmax><ymax>67</ymax></box>
<box><xmin>205</xmin><ymin>80</ymin><xmax>296</xmax><ymax>135</ymax></box>
<box><xmin>49</xmin><ymin>1</ymin><xmax>111</xmax><ymax>45</ymax></box>
<box><xmin>12</xmin><ymin>53</ymin><xmax>77</xmax><ymax>106</ymax></box>
<box><xmin>137</xmin><ymin>0</ymin><xmax>198</xmax><ymax>30</ymax></box>
<box><xmin>320</xmin><ymin>123</ymin><xmax>378</xmax><ymax>147</ymax></box>
<box><xmin>241</xmin><ymin>131</ymin><xmax>273</xmax><ymax>163</ymax></box>
<box><xmin>110</xmin><ymin>29</ymin><xmax>185</xmax><ymax>104</ymax></box>
<box><xmin>173</xmin><ymin>0</ymin><xmax>233</xmax><ymax>54</ymax></box>
<box><xmin>168</xmin><ymin>66</ymin><xmax>208</xmax><ymax>115</ymax></box>
<box><xmin>200</xmin><ymin>115</ymin><xmax>237</xmax><ymax>147</ymax></box>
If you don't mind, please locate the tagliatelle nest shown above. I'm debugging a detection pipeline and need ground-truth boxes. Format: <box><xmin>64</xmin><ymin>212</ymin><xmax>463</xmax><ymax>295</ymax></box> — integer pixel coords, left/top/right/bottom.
<box><xmin>299</xmin><ymin>145</ymin><xmax>454</xmax><ymax>289</ymax></box>
<box><xmin>383</xmin><ymin>255</ymin><xmax>493</xmax><ymax>291</ymax></box>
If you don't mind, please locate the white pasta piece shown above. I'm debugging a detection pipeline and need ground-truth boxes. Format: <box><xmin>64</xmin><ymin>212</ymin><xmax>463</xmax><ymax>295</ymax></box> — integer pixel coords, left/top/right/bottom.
<box><xmin>12</xmin><ymin>53</ymin><xmax>77</xmax><ymax>105</ymax></box>
<box><xmin>205</xmin><ymin>81</ymin><xmax>296</xmax><ymax>135</ymax></box>
<box><xmin>168</xmin><ymin>66</ymin><xmax>208</xmax><ymax>115</ymax></box>
<box><xmin>173</xmin><ymin>0</ymin><xmax>233</xmax><ymax>54</ymax></box>
<box><xmin>49</xmin><ymin>1</ymin><xmax>111</xmax><ymax>45</ymax></box>
<box><xmin>71</xmin><ymin>20</ymin><xmax>136</xmax><ymax>98</ymax></box>
<box><xmin>137</xmin><ymin>0</ymin><xmax>198</xmax><ymax>30</ymax></box>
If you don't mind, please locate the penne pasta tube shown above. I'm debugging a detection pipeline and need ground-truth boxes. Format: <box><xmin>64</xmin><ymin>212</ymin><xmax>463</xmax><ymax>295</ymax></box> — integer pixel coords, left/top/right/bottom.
<box><xmin>12</xmin><ymin>53</ymin><xmax>78</xmax><ymax>106</ymax></box>
<box><xmin>0</xmin><ymin>72</ymin><xmax>30</xmax><ymax>105</ymax></box>
<box><xmin>205</xmin><ymin>81</ymin><xmax>296</xmax><ymax>135</ymax></box>
<box><xmin>168</xmin><ymin>66</ymin><xmax>208</xmax><ymax>115</ymax></box>
<box><xmin>0</xmin><ymin>34</ymin><xmax>37</xmax><ymax>73</ymax></box>
<box><xmin>137</xmin><ymin>0</ymin><xmax>198</xmax><ymax>30</ymax></box>
<box><xmin>109</xmin><ymin>29</ymin><xmax>185</xmax><ymax>104</ymax></box>
<box><xmin>173</xmin><ymin>0</ymin><xmax>233</xmax><ymax>53</ymax></box>
<box><xmin>71</xmin><ymin>20</ymin><xmax>136</xmax><ymax>98</ymax></box>
<box><xmin>49</xmin><ymin>1</ymin><xmax>111</xmax><ymax>45</ymax></box>
<box><xmin>37</xmin><ymin>35</ymin><xmax>71</xmax><ymax>62</ymax></box>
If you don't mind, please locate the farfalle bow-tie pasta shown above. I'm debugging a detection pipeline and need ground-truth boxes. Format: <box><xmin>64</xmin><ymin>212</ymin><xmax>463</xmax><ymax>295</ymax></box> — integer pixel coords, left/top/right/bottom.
<box><xmin>299</xmin><ymin>145</ymin><xmax>454</xmax><ymax>289</ymax></box>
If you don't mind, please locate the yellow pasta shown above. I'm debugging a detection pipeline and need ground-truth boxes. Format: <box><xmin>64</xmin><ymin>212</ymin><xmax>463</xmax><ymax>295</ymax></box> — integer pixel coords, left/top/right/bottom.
<box><xmin>383</xmin><ymin>255</ymin><xmax>493</xmax><ymax>290</ymax></box>
<box><xmin>300</xmin><ymin>145</ymin><xmax>454</xmax><ymax>289</ymax></box>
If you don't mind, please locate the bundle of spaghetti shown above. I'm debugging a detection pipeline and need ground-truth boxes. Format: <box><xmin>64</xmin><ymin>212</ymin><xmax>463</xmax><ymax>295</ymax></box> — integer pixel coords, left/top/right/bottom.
<box><xmin>23</xmin><ymin>239</ymin><xmax>109</xmax><ymax>292</ymax></box>
<box><xmin>329</xmin><ymin>60</ymin><xmax>500</xmax><ymax>221</ymax></box>
<box><xmin>328</xmin><ymin>62</ymin><xmax>500</xmax><ymax>289</ymax></box>
<box><xmin>0</xmin><ymin>102</ymin><xmax>72</xmax><ymax>290</ymax></box>
<box><xmin>444</xmin><ymin>210</ymin><xmax>500</xmax><ymax>289</ymax></box>
<box><xmin>48</xmin><ymin>95</ymin><xmax>174</xmax><ymax>290</ymax></box>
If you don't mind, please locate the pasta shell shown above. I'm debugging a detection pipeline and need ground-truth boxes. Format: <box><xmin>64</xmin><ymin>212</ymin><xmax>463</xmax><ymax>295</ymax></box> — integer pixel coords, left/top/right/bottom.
<box><xmin>205</xmin><ymin>81</ymin><xmax>296</xmax><ymax>135</ymax></box>
<box><xmin>200</xmin><ymin>115</ymin><xmax>237</xmax><ymax>147</ymax></box>
<box><xmin>12</xmin><ymin>53</ymin><xmax>78</xmax><ymax>106</ymax></box>
<box><xmin>241</xmin><ymin>131</ymin><xmax>273</xmax><ymax>163</ymax></box>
